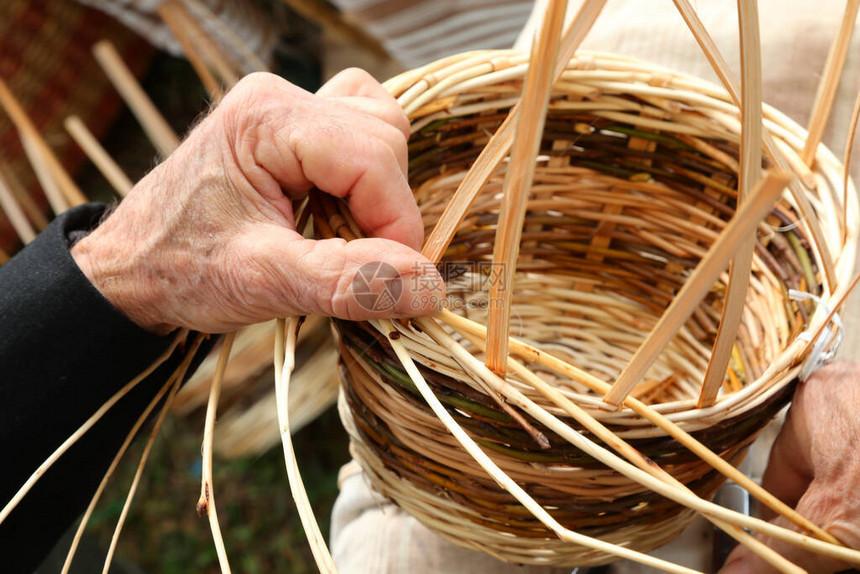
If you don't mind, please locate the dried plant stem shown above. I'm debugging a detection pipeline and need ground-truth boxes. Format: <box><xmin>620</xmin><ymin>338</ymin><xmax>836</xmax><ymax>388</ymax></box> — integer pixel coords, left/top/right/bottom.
<box><xmin>437</xmin><ymin>308</ymin><xmax>838</xmax><ymax>545</ymax></box>
<box><xmin>673</xmin><ymin>0</ymin><xmax>837</xmax><ymax>291</ymax></box>
<box><xmin>183</xmin><ymin>0</ymin><xmax>269</xmax><ymax>73</ymax></box>
<box><xmin>802</xmin><ymin>0</ymin><xmax>860</xmax><ymax>166</ymax></box>
<box><xmin>454</xmin><ymin>325</ymin><xmax>801</xmax><ymax>573</ymax></box>
<box><xmin>421</xmin><ymin>0</ymin><xmax>607</xmax><ymax>264</ymax></box>
<box><xmin>102</xmin><ymin>387</ymin><xmax>179</xmax><ymax>573</ymax></box>
<box><xmin>604</xmin><ymin>172</ymin><xmax>790</xmax><ymax>405</ymax></box>
<box><xmin>0</xmin><ymin>163</ymin><xmax>49</xmax><ymax>231</ymax></box>
<box><xmin>102</xmin><ymin>334</ymin><xmax>205</xmax><ymax>574</ymax></box>
<box><xmin>419</xmin><ymin>110</ymin><xmax>512</xmax><ymax>263</ymax></box>
<box><xmin>412</xmin><ymin>315</ymin><xmax>854</xmax><ymax>561</ymax></box>
<box><xmin>0</xmin><ymin>169</ymin><xmax>36</xmax><ymax>243</ymax></box>
<box><xmin>0</xmin><ymin>78</ymin><xmax>87</xmax><ymax>208</ymax></box>
<box><xmin>469</xmin><ymin>375</ymin><xmax>550</xmax><ymax>448</ymax></box>
<box><xmin>486</xmin><ymin>0</ymin><xmax>567</xmax><ymax>374</ymax></box>
<box><xmin>551</xmin><ymin>0</ymin><xmax>607</xmax><ymax>79</ymax></box>
<box><xmin>698</xmin><ymin>0</ymin><xmax>762</xmax><ymax>408</ymax></box>
<box><xmin>159</xmin><ymin>2</ymin><xmax>223</xmax><ymax>100</ymax></box>
<box><xmin>277</xmin><ymin>0</ymin><xmax>388</xmax><ymax>59</ymax></box>
<box><xmin>198</xmin><ymin>332</ymin><xmax>236</xmax><ymax>574</ymax></box>
<box><xmin>775</xmin><ymin>171</ymin><xmax>836</xmax><ymax>291</ymax></box>
<box><xmin>274</xmin><ymin>317</ymin><xmax>337</xmax><ymax>573</ymax></box>
<box><xmin>64</xmin><ymin>116</ymin><xmax>134</xmax><ymax>196</ymax></box>
<box><xmin>842</xmin><ymin>91</ymin><xmax>860</xmax><ymax>245</ymax></box>
<box><xmin>672</xmin><ymin>0</ymin><xmax>739</xmax><ymax>103</ymax></box>
<box><xmin>384</xmin><ymin>320</ymin><xmax>699</xmax><ymax>574</ymax></box>
<box><xmin>93</xmin><ymin>40</ymin><xmax>180</xmax><ymax>158</ymax></box>
<box><xmin>0</xmin><ymin>330</ymin><xmax>189</xmax><ymax>526</ymax></box>
<box><xmin>167</xmin><ymin>2</ymin><xmax>240</xmax><ymax>88</ymax></box>
<box><xmin>62</xmin><ymin>375</ymin><xmax>178</xmax><ymax>574</ymax></box>
<box><xmin>19</xmin><ymin>133</ymin><xmax>69</xmax><ymax>214</ymax></box>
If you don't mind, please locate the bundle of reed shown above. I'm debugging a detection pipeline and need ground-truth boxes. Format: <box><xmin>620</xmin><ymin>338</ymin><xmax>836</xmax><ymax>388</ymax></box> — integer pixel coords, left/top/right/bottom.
<box><xmin>0</xmin><ymin>0</ymin><xmax>152</xmax><ymax>257</ymax></box>
<box><xmin>5</xmin><ymin>0</ymin><xmax>860</xmax><ymax>571</ymax></box>
<box><xmin>0</xmin><ymin>0</ymin><xmax>341</xmax><ymax>456</ymax></box>
<box><xmin>0</xmin><ymin>11</ymin><xmax>342</xmax><ymax>569</ymax></box>
<box><xmin>173</xmin><ymin>315</ymin><xmax>339</xmax><ymax>458</ymax></box>
<box><xmin>86</xmin><ymin>5</ymin><xmax>344</xmax><ymax>464</ymax></box>
<box><xmin>150</xmin><ymin>0</ymin><xmax>344</xmax><ymax>455</ymax></box>
<box><xmin>303</xmin><ymin>0</ymin><xmax>860</xmax><ymax>569</ymax></box>
<box><xmin>83</xmin><ymin>0</ymin><xmax>276</xmax><ymax>76</ymax></box>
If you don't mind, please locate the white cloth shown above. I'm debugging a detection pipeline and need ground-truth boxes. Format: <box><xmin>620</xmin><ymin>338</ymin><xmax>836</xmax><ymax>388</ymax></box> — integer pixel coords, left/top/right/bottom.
<box><xmin>519</xmin><ymin>0</ymin><xmax>860</xmax><ymax>136</ymax></box>
<box><xmin>331</xmin><ymin>468</ymin><xmax>572</xmax><ymax>574</ymax></box>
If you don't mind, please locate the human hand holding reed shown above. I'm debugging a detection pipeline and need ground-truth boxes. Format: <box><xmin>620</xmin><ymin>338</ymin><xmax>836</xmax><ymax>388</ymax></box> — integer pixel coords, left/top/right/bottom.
<box><xmin>70</xmin><ymin>68</ymin><xmax>444</xmax><ymax>335</ymax></box>
<box><xmin>721</xmin><ymin>362</ymin><xmax>860</xmax><ymax>573</ymax></box>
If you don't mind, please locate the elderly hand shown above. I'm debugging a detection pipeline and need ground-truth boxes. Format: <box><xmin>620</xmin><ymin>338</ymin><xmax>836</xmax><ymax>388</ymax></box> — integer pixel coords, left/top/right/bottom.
<box><xmin>71</xmin><ymin>69</ymin><xmax>444</xmax><ymax>334</ymax></box>
<box><xmin>721</xmin><ymin>362</ymin><xmax>860</xmax><ymax>573</ymax></box>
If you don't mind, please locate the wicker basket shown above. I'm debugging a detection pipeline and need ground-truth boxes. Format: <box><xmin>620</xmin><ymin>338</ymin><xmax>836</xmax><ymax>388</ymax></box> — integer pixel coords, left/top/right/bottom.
<box><xmin>314</xmin><ymin>49</ymin><xmax>858</xmax><ymax>567</ymax></box>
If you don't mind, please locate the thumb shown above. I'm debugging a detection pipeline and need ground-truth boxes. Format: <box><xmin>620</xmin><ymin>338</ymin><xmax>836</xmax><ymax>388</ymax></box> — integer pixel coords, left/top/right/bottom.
<box><xmin>720</xmin><ymin>484</ymin><xmax>855</xmax><ymax>574</ymax></box>
<box><xmin>239</xmin><ymin>227</ymin><xmax>445</xmax><ymax>321</ymax></box>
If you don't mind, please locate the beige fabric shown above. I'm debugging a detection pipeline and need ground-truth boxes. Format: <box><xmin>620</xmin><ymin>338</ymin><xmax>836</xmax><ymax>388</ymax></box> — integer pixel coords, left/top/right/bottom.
<box><xmin>330</xmin><ymin>2</ymin><xmax>860</xmax><ymax>573</ymax></box>
<box><xmin>520</xmin><ymin>0</ymin><xmax>860</xmax><ymax>144</ymax></box>
<box><xmin>331</xmin><ymin>469</ymin><xmax>572</xmax><ymax>574</ymax></box>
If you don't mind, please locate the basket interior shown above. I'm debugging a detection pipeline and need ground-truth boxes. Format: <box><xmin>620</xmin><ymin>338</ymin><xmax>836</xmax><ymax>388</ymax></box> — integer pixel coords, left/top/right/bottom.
<box><xmin>410</xmin><ymin>109</ymin><xmax>809</xmax><ymax>412</ymax></box>
<box><xmin>322</xmin><ymin>53</ymin><xmax>847</xmax><ymax>566</ymax></box>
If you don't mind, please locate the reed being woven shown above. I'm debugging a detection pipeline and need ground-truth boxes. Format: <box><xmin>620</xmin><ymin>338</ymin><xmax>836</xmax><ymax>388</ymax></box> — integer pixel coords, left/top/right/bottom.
<box><xmin>3</xmin><ymin>0</ymin><xmax>860</xmax><ymax>571</ymax></box>
<box><xmin>313</xmin><ymin>46</ymin><xmax>858</xmax><ymax>568</ymax></box>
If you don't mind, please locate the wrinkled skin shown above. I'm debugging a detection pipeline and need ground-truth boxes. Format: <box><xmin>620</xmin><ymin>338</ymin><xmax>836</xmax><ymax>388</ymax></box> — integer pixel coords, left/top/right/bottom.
<box><xmin>72</xmin><ymin>69</ymin><xmax>445</xmax><ymax>335</ymax></box>
<box><xmin>69</xmin><ymin>68</ymin><xmax>860</xmax><ymax>574</ymax></box>
<box><xmin>721</xmin><ymin>362</ymin><xmax>860</xmax><ymax>573</ymax></box>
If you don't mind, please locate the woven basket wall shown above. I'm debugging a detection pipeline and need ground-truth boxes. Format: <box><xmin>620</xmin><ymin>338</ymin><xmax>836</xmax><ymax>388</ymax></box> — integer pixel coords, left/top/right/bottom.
<box><xmin>0</xmin><ymin>0</ymin><xmax>151</xmax><ymax>255</ymax></box>
<box><xmin>316</xmin><ymin>50</ymin><xmax>857</xmax><ymax>567</ymax></box>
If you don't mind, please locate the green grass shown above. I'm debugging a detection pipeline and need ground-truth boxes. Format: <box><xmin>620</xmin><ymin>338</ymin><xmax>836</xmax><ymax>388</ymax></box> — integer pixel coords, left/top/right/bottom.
<box><xmin>85</xmin><ymin>406</ymin><xmax>350</xmax><ymax>574</ymax></box>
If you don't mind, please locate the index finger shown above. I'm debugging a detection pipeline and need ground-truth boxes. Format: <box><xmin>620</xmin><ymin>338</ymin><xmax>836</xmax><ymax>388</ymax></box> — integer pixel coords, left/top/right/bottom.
<box><xmin>290</xmin><ymin>120</ymin><xmax>423</xmax><ymax>250</ymax></box>
<box><xmin>221</xmin><ymin>73</ymin><xmax>422</xmax><ymax>249</ymax></box>
<box><xmin>317</xmin><ymin>68</ymin><xmax>411</xmax><ymax>139</ymax></box>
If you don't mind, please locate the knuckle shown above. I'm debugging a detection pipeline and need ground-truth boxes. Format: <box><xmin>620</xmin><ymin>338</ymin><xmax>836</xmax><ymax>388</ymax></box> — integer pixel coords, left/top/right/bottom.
<box><xmin>380</xmin><ymin>121</ymin><xmax>409</xmax><ymax>151</ymax></box>
<box><xmin>364</xmin><ymin>133</ymin><xmax>397</xmax><ymax>163</ymax></box>
<box><xmin>300</xmin><ymin>239</ymin><xmax>349</xmax><ymax>316</ymax></box>
<box><xmin>233</xmin><ymin>71</ymin><xmax>285</xmax><ymax>96</ymax></box>
<box><xmin>221</xmin><ymin>72</ymin><xmax>299</xmax><ymax>122</ymax></box>
<box><xmin>800</xmin><ymin>482</ymin><xmax>860</xmax><ymax>545</ymax></box>
<box><xmin>828</xmin><ymin>520</ymin><xmax>860</xmax><ymax>551</ymax></box>
<box><xmin>340</xmin><ymin>67</ymin><xmax>376</xmax><ymax>85</ymax></box>
<box><xmin>388</xmin><ymin>105</ymin><xmax>411</xmax><ymax>139</ymax></box>
<box><xmin>329</xmin><ymin>277</ymin><xmax>357</xmax><ymax>319</ymax></box>
<box><xmin>356</xmin><ymin>135</ymin><xmax>403</xmax><ymax>182</ymax></box>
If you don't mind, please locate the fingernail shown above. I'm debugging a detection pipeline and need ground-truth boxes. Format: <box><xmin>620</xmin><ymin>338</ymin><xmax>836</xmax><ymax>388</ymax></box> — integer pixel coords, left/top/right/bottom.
<box><xmin>396</xmin><ymin>266</ymin><xmax>445</xmax><ymax>316</ymax></box>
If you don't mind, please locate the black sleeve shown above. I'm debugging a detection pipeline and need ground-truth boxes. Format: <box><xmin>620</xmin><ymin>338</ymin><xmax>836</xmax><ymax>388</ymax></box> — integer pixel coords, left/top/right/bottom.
<box><xmin>0</xmin><ymin>204</ymin><xmax>212</xmax><ymax>573</ymax></box>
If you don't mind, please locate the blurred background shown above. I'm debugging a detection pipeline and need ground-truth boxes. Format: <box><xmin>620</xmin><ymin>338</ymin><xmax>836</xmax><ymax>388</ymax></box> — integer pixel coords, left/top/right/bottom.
<box><xmin>3</xmin><ymin>2</ymin><xmax>384</xmax><ymax>572</ymax></box>
<box><xmin>3</xmin><ymin>1</ymin><xmax>859</xmax><ymax>573</ymax></box>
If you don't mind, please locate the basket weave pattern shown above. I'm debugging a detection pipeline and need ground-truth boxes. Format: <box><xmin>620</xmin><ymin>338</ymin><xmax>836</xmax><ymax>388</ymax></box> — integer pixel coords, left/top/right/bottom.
<box><xmin>316</xmin><ymin>50</ymin><xmax>854</xmax><ymax>566</ymax></box>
